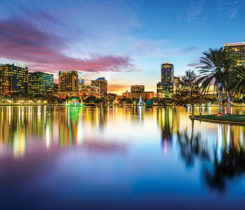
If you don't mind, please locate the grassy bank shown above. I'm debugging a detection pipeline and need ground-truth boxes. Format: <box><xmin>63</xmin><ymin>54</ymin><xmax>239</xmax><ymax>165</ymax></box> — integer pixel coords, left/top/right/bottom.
<box><xmin>190</xmin><ymin>114</ymin><xmax>245</xmax><ymax>125</ymax></box>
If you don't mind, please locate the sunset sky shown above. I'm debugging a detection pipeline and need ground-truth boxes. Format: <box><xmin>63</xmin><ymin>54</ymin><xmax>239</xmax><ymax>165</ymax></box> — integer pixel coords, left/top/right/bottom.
<box><xmin>0</xmin><ymin>0</ymin><xmax>245</xmax><ymax>94</ymax></box>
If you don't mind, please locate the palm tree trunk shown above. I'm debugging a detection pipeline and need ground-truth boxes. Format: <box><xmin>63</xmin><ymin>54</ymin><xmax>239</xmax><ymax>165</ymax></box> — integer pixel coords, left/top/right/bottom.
<box><xmin>227</xmin><ymin>91</ymin><xmax>231</xmax><ymax>115</ymax></box>
<box><xmin>191</xmin><ymin>103</ymin><xmax>194</xmax><ymax>117</ymax></box>
<box><xmin>217</xmin><ymin>83</ymin><xmax>222</xmax><ymax>117</ymax></box>
<box><xmin>191</xmin><ymin>90</ymin><xmax>194</xmax><ymax>117</ymax></box>
<box><xmin>191</xmin><ymin>119</ymin><xmax>194</xmax><ymax>141</ymax></box>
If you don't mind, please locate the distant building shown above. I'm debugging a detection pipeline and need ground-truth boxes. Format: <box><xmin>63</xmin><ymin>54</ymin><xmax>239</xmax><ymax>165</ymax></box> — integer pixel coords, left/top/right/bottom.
<box><xmin>0</xmin><ymin>63</ymin><xmax>28</xmax><ymax>96</ymax></box>
<box><xmin>78</xmin><ymin>72</ymin><xmax>84</xmax><ymax>91</ymax></box>
<box><xmin>224</xmin><ymin>42</ymin><xmax>245</xmax><ymax>67</ymax></box>
<box><xmin>122</xmin><ymin>91</ymin><xmax>154</xmax><ymax>101</ymax></box>
<box><xmin>173</xmin><ymin>77</ymin><xmax>180</xmax><ymax>95</ymax></box>
<box><xmin>78</xmin><ymin>85</ymin><xmax>99</xmax><ymax>98</ymax></box>
<box><xmin>122</xmin><ymin>85</ymin><xmax>154</xmax><ymax>101</ymax></box>
<box><xmin>91</xmin><ymin>77</ymin><xmax>107</xmax><ymax>96</ymax></box>
<box><xmin>131</xmin><ymin>85</ymin><xmax>145</xmax><ymax>93</ymax></box>
<box><xmin>59</xmin><ymin>71</ymin><xmax>78</xmax><ymax>92</ymax></box>
<box><xmin>53</xmin><ymin>83</ymin><xmax>59</xmax><ymax>93</ymax></box>
<box><xmin>157</xmin><ymin>63</ymin><xmax>174</xmax><ymax>98</ymax></box>
<box><xmin>29</xmin><ymin>72</ymin><xmax>54</xmax><ymax>96</ymax></box>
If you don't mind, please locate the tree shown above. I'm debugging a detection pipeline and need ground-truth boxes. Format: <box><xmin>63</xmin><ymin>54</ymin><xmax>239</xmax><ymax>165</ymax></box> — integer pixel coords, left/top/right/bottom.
<box><xmin>197</xmin><ymin>47</ymin><xmax>234</xmax><ymax>116</ymax></box>
<box><xmin>180</xmin><ymin>70</ymin><xmax>199</xmax><ymax>98</ymax></box>
<box><xmin>180</xmin><ymin>70</ymin><xmax>199</xmax><ymax>116</ymax></box>
<box><xmin>105</xmin><ymin>93</ymin><xmax>117</xmax><ymax>104</ymax></box>
<box><xmin>230</xmin><ymin>66</ymin><xmax>245</xmax><ymax>96</ymax></box>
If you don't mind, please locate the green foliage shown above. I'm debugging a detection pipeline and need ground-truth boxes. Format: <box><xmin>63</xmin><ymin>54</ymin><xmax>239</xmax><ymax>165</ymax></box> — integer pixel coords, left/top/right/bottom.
<box><xmin>195</xmin><ymin>114</ymin><xmax>245</xmax><ymax>123</ymax></box>
<box><xmin>180</xmin><ymin>70</ymin><xmax>199</xmax><ymax>98</ymax></box>
<box><xmin>118</xmin><ymin>97</ymin><xmax>133</xmax><ymax>104</ymax></box>
<box><xmin>197</xmin><ymin>47</ymin><xmax>235</xmax><ymax>93</ymax></box>
<box><xmin>229</xmin><ymin>66</ymin><xmax>245</xmax><ymax>95</ymax></box>
<box><xmin>84</xmin><ymin>96</ymin><xmax>104</xmax><ymax>103</ymax></box>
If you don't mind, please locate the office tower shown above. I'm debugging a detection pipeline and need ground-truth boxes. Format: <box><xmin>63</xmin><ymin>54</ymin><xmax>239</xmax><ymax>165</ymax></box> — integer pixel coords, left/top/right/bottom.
<box><xmin>59</xmin><ymin>71</ymin><xmax>78</xmax><ymax>92</ymax></box>
<box><xmin>224</xmin><ymin>42</ymin><xmax>245</xmax><ymax>66</ymax></box>
<box><xmin>131</xmin><ymin>85</ymin><xmax>145</xmax><ymax>93</ymax></box>
<box><xmin>29</xmin><ymin>72</ymin><xmax>54</xmax><ymax>96</ymax></box>
<box><xmin>78</xmin><ymin>72</ymin><xmax>84</xmax><ymax>91</ymax></box>
<box><xmin>91</xmin><ymin>77</ymin><xmax>107</xmax><ymax>96</ymax></box>
<box><xmin>53</xmin><ymin>83</ymin><xmax>59</xmax><ymax>93</ymax></box>
<box><xmin>0</xmin><ymin>63</ymin><xmax>28</xmax><ymax>96</ymax></box>
<box><xmin>157</xmin><ymin>63</ymin><xmax>174</xmax><ymax>98</ymax></box>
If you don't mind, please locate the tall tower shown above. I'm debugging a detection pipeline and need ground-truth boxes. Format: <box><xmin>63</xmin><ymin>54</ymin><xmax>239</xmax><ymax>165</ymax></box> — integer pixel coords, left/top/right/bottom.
<box><xmin>157</xmin><ymin>63</ymin><xmax>174</xmax><ymax>98</ymax></box>
<box><xmin>78</xmin><ymin>72</ymin><xmax>84</xmax><ymax>91</ymax></box>
<box><xmin>224</xmin><ymin>42</ymin><xmax>245</xmax><ymax>67</ymax></box>
<box><xmin>59</xmin><ymin>71</ymin><xmax>78</xmax><ymax>92</ymax></box>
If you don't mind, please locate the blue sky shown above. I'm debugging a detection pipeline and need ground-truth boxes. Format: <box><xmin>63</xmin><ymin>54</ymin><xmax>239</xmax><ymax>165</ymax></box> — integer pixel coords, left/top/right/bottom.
<box><xmin>0</xmin><ymin>0</ymin><xmax>244</xmax><ymax>93</ymax></box>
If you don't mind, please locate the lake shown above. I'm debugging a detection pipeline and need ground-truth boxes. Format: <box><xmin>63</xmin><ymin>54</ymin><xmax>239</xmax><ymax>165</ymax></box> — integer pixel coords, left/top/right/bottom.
<box><xmin>0</xmin><ymin>105</ymin><xmax>245</xmax><ymax>209</ymax></box>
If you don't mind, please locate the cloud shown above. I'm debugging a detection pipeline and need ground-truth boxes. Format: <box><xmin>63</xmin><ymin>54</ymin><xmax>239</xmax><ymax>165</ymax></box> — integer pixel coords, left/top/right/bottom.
<box><xmin>219</xmin><ymin>0</ymin><xmax>240</xmax><ymax>22</ymax></box>
<box><xmin>186</xmin><ymin>63</ymin><xmax>201</xmax><ymax>68</ymax></box>
<box><xmin>186</xmin><ymin>0</ymin><xmax>205</xmax><ymax>22</ymax></box>
<box><xmin>181</xmin><ymin>47</ymin><xmax>200</xmax><ymax>53</ymax></box>
<box><xmin>0</xmin><ymin>16</ymin><xmax>135</xmax><ymax>73</ymax></box>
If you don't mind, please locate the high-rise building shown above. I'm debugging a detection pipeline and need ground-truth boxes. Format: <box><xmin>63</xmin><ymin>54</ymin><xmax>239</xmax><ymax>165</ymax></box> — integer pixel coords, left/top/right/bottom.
<box><xmin>29</xmin><ymin>72</ymin><xmax>54</xmax><ymax>96</ymax></box>
<box><xmin>53</xmin><ymin>83</ymin><xmax>59</xmax><ymax>93</ymax></box>
<box><xmin>224</xmin><ymin>42</ymin><xmax>245</xmax><ymax>66</ymax></box>
<box><xmin>78</xmin><ymin>72</ymin><xmax>84</xmax><ymax>91</ymax></box>
<box><xmin>59</xmin><ymin>71</ymin><xmax>78</xmax><ymax>92</ymax></box>
<box><xmin>131</xmin><ymin>85</ymin><xmax>145</xmax><ymax>93</ymax></box>
<box><xmin>91</xmin><ymin>77</ymin><xmax>107</xmax><ymax>96</ymax></box>
<box><xmin>157</xmin><ymin>63</ymin><xmax>174</xmax><ymax>98</ymax></box>
<box><xmin>0</xmin><ymin>63</ymin><xmax>28</xmax><ymax>96</ymax></box>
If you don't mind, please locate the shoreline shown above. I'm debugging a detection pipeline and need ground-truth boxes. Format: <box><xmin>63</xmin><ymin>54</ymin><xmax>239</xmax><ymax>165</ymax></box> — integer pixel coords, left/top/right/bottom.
<box><xmin>190</xmin><ymin>114</ymin><xmax>245</xmax><ymax>126</ymax></box>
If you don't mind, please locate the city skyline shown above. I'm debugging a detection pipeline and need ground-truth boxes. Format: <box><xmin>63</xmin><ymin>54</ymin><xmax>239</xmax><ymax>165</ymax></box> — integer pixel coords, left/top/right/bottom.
<box><xmin>1</xmin><ymin>1</ymin><xmax>245</xmax><ymax>209</ymax></box>
<box><xmin>1</xmin><ymin>0</ymin><xmax>245</xmax><ymax>94</ymax></box>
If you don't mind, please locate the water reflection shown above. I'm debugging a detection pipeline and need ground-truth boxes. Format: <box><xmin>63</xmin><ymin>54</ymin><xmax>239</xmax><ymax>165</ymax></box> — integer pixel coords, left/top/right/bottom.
<box><xmin>176</xmin><ymin>120</ymin><xmax>210</xmax><ymax>167</ymax></box>
<box><xmin>0</xmin><ymin>105</ymin><xmax>245</xmax><ymax>195</ymax></box>
<box><xmin>203</xmin><ymin>123</ymin><xmax>245</xmax><ymax>192</ymax></box>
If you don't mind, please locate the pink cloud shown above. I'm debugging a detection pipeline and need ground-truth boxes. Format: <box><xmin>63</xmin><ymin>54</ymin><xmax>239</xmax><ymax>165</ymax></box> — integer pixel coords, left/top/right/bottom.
<box><xmin>0</xmin><ymin>17</ymin><xmax>134</xmax><ymax>73</ymax></box>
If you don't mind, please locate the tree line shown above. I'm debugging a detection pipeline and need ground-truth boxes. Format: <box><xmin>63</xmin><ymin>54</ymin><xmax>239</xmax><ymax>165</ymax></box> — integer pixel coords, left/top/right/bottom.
<box><xmin>179</xmin><ymin>47</ymin><xmax>245</xmax><ymax>116</ymax></box>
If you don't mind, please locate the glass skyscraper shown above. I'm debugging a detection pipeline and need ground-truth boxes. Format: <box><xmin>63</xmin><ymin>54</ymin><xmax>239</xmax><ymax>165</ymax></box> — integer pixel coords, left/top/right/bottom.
<box><xmin>78</xmin><ymin>72</ymin><xmax>84</xmax><ymax>91</ymax></box>
<box><xmin>224</xmin><ymin>42</ymin><xmax>245</xmax><ymax>66</ymax></box>
<box><xmin>29</xmin><ymin>72</ymin><xmax>54</xmax><ymax>96</ymax></box>
<box><xmin>157</xmin><ymin>63</ymin><xmax>174</xmax><ymax>98</ymax></box>
<box><xmin>0</xmin><ymin>63</ymin><xmax>28</xmax><ymax>96</ymax></box>
<box><xmin>59</xmin><ymin>71</ymin><xmax>78</xmax><ymax>92</ymax></box>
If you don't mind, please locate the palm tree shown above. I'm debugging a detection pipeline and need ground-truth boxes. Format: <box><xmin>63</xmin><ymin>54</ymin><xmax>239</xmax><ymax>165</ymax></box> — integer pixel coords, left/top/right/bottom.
<box><xmin>197</xmin><ymin>47</ymin><xmax>234</xmax><ymax>116</ymax></box>
<box><xmin>230</xmin><ymin>66</ymin><xmax>245</xmax><ymax>96</ymax></box>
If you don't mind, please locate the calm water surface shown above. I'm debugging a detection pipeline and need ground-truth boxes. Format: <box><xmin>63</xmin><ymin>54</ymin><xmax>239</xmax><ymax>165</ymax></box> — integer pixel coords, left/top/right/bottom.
<box><xmin>0</xmin><ymin>105</ymin><xmax>245</xmax><ymax>209</ymax></box>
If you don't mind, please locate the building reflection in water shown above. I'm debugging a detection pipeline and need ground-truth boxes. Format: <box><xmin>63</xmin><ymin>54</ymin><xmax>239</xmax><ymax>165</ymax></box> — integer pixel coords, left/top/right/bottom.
<box><xmin>204</xmin><ymin>123</ymin><xmax>245</xmax><ymax>191</ymax></box>
<box><xmin>1</xmin><ymin>105</ymin><xmax>245</xmax><ymax>193</ymax></box>
<box><xmin>176</xmin><ymin>119</ymin><xmax>209</xmax><ymax>167</ymax></box>
<box><xmin>129</xmin><ymin>106</ymin><xmax>144</xmax><ymax>123</ymax></box>
<box><xmin>156</xmin><ymin>107</ymin><xmax>174</xmax><ymax>155</ymax></box>
<box><xmin>176</xmin><ymin>118</ymin><xmax>245</xmax><ymax>191</ymax></box>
